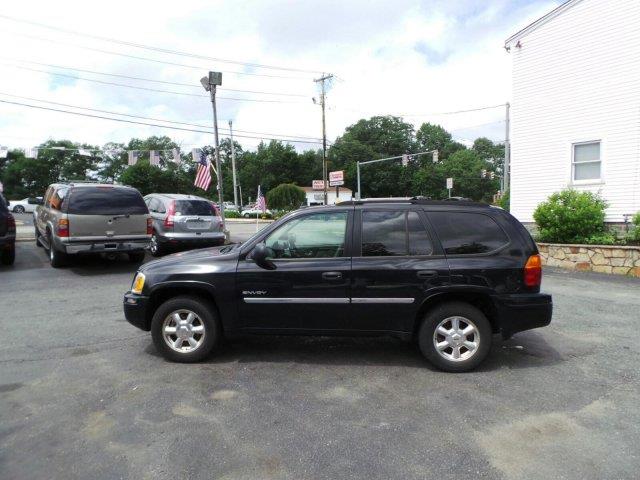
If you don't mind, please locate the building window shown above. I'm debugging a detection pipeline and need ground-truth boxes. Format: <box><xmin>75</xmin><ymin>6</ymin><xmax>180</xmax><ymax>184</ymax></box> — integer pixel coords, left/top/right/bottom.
<box><xmin>572</xmin><ymin>141</ymin><xmax>601</xmax><ymax>181</ymax></box>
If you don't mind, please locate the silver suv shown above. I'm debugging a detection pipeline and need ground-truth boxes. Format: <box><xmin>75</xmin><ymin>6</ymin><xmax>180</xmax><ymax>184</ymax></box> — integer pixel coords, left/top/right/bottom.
<box><xmin>144</xmin><ymin>193</ymin><xmax>225</xmax><ymax>256</ymax></box>
<box><xmin>35</xmin><ymin>183</ymin><xmax>151</xmax><ymax>267</ymax></box>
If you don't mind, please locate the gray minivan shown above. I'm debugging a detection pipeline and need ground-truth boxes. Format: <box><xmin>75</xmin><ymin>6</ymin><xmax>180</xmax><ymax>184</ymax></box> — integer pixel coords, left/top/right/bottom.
<box><xmin>35</xmin><ymin>183</ymin><xmax>151</xmax><ymax>267</ymax></box>
<box><xmin>144</xmin><ymin>193</ymin><xmax>225</xmax><ymax>256</ymax></box>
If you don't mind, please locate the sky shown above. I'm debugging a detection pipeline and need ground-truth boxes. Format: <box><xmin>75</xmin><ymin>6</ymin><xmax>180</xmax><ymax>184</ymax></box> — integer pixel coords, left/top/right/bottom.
<box><xmin>0</xmin><ymin>0</ymin><xmax>560</xmax><ymax>153</ymax></box>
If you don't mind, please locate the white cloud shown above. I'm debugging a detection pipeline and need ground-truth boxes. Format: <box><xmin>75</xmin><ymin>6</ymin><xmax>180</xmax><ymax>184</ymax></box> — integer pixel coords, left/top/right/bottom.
<box><xmin>0</xmin><ymin>0</ymin><xmax>560</xmax><ymax>152</ymax></box>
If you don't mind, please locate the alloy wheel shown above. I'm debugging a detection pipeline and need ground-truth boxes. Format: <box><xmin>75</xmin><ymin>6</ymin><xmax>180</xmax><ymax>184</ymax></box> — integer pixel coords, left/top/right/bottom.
<box><xmin>433</xmin><ymin>316</ymin><xmax>480</xmax><ymax>362</ymax></box>
<box><xmin>162</xmin><ymin>309</ymin><xmax>206</xmax><ymax>353</ymax></box>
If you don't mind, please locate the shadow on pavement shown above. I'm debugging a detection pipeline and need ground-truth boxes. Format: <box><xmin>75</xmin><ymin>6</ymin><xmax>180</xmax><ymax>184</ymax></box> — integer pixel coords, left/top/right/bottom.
<box><xmin>143</xmin><ymin>330</ymin><xmax>564</xmax><ymax>371</ymax></box>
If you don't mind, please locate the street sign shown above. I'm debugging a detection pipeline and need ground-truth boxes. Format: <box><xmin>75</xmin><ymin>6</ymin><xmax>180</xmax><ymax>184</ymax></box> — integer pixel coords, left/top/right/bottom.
<box><xmin>329</xmin><ymin>170</ymin><xmax>344</xmax><ymax>187</ymax></box>
<box><xmin>312</xmin><ymin>180</ymin><xmax>325</xmax><ymax>190</ymax></box>
<box><xmin>446</xmin><ymin>177</ymin><xmax>453</xmax><ymax>189</ymax></box>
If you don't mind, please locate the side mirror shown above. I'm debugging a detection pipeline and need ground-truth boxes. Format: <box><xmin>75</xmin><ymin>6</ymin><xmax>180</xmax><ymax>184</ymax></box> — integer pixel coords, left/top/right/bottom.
<box><xmin>252</xmin><ymin>243</ymin><xmax>276</xmax><ymax>270</ymax></box>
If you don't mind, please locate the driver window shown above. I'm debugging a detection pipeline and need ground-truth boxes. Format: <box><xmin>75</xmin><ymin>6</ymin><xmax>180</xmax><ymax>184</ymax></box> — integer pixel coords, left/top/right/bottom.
<box><xmin>264</xmin><ymin>211</ymin><xmax>348</xmax><ymax>259</ymax></box>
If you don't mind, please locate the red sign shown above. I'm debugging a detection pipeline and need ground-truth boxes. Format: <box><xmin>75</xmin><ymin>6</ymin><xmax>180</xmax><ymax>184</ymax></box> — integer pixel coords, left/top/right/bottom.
<box><xmin>329</xmin><ymin>170</ymin><xmax>344</xmax><ymax>187</ymax></box>
<box><xmin>312</xmin><ymin>180</ymin><xmax>325</xmax><ymax>190</ymax></box>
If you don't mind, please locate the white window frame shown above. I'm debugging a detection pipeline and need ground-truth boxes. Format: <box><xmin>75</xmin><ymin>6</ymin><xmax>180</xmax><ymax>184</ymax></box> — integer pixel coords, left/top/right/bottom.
<box><xmin>571</xmin><ymin>140</ymin><xmax>603</xmax><ymax>185</ymax></box>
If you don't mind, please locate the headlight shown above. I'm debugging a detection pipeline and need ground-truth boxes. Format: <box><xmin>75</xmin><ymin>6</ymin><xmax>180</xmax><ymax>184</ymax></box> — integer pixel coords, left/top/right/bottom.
<box><xmin>131</xmin><ymin>272</ymin><xmax>146</xmax><ymax>294</ymax></box>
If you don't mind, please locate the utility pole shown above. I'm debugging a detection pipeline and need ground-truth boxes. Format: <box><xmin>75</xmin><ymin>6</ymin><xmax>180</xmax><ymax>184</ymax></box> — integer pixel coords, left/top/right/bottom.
<box><xmin>314</xmin><ymin>73</ymin><xmax>333</xmax><ymax>205</ymax></box>
<box><xmin>200</xmin><ymin>72</ymin><xmax>226</xmax><ymax>232</ymax></box>
<box><xmin>504</xmin><ymin>102</ymin><xmax>510</xmax><ymax>193</ymax></box>
<box><xmin>229</xmin><ymin>120</ymin><xmax>239</xmax><ymax>208</ymax></box>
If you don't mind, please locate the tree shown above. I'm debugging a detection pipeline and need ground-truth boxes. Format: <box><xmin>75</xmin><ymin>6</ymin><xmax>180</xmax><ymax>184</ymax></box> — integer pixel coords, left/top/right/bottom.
<box><xmin>329</xmin><ymin>116</ymin><xmax>418</xmax><ymax>197</ymax></box>
<box><xmin>472</xmin><ymin>137</ymin><xmax>505</xmax><ymax>178</ymax></box>
<box><xmin>267</xmin><ymin>183</ymin><xmax>306</xmax><ymax>210</ymax></box>
<box><xmin>435</xmin><ymin>149</ymin><xmax>499</xmax><ymax>201</ymax></box>
<box><xmin>416</xmin><ymin>123</ymin><xmax>466</xmax><ymax>160</ymax></box>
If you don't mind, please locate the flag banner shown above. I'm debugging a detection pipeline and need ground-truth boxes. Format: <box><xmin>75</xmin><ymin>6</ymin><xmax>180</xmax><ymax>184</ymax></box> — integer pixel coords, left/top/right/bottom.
<box><xmin>0</xmin><ymin>146</ymin><xmax>7</xmax><ymax>159</ymax></box>
<box><xmin>172</xmin><ymin>148</ymin><xmax>181</xmax><ymax>164</ymax></box>
<box><xmin>150</xmin><ymin>150</ymin><xmax>161</xmax><ymax>166</ymax></box>
<box><xmin>127</xmin><ymin>151</ymin><xmax>139</xmax><ymax>166</ymax></box>
<box><xmin>257</xmin><ymin>185</ymin><xmax>267</xmax><ymax>212</ymax></box>
<box><xmin>78</xmin><ymin>149</ymin><xmax>92</xmax><ymax>156</ymax></box>
<box><xmin>25</xmin><ymin>148</ymin><xmax>38</xmax><ymax>159</ymax></box>
<box><xmin>194</xmin><ymin>151</ymin><xmax>212</xmax><ymax>191</ymax></box>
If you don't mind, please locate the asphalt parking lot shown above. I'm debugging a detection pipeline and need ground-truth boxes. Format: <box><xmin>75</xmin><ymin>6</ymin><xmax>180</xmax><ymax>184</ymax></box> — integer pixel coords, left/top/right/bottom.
<box><xmin>1</xmin><ymin>242</ymin><xmax>639</xmax><ymax>480</ymax></box>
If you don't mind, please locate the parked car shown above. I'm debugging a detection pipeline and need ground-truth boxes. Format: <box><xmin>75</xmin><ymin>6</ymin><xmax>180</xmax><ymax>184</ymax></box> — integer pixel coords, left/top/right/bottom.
<box><xmin>222</xmin><ymin>201</ymin><xmax>239</xmax><ymax>212</ymax></box>
<box><xmin>0</xmin><ymin>193</ymin><xmax>16</xmax><ymax>265</ymax></box>
<box><xmin>144</xmin><ymin>193</ymin><xmax>225</xmax><ymax>256</ymax></box>
<box><xmin>241</xmin><ymin>207</ymin><xmax>272</xmax><ymax>218</ymax></box>
<box><xmin>35</xmin><ymin>183</ymin><xmax>151</xmax><ymax>267</ymax></box>
<box><xmin>8</xmin><ymin>197</ymin><xmax>43</xmax><ymax>214</ymax></box>
<box><xmin>123</xmin><ymin>198</ymin><xmax>552</xmax><ymax>372</ymax></box>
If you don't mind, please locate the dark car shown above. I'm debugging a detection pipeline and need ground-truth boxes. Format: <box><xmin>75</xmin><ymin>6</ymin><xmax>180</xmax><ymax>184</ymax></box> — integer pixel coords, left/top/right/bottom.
<box><xmin>123</xmin><ymin>198</ymin><xmax>552</xmax><ymax>372</ymax></box>
<box><xmin>0</xmin><ymin>193</ymin><xmax>16</xmax><ymax>266</ymax></box>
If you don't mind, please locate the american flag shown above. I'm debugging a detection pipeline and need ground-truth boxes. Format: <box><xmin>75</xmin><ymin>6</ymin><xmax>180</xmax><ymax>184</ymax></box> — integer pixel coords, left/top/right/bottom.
<box><xmin>256</xmin><ymin>185</ymin><xmax>267</xmax><ymax>212</ymax></box>
<box><xmin>194</xmin><ymin>152</ymin><xmax>212</xmax><ymax>191</ymax></box>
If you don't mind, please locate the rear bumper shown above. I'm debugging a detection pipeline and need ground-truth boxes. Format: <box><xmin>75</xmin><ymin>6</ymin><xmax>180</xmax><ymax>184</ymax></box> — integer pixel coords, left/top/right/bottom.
<box><xmin>158</xmin><ymin>232</ymin><xmax>225</xmax><ymax>247</ymax></box>
<box><xmin>123</xmin><ymin>292</ymin><xmax>150</xmax><ymax>331</ymax></box>
<box><xmin>62</xmin><ymin>239</ymin><xmax>149</xmax><ymax>254</ymax></box>
<box><xmin>493</xmin><ymin>293</ymin><xmax>553</xmax><ymax>338</ymax></box>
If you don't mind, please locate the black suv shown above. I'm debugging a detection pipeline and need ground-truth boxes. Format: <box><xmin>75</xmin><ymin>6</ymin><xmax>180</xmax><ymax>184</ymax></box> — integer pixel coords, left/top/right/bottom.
<box><xmin>124</xmin><ymin>199</ymin><xmax>552</xmax><ymax>372</ymax></box>
<box><xmin>0</xmin><ymin>193</ymin><xmax>16</xmax><ymax>266</ymax></box>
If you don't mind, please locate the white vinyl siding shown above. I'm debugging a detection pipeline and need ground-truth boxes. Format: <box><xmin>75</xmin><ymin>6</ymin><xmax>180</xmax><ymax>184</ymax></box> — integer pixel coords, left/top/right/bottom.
<box><xmin>508</xmin><ymin>0</ymin><xmax>640</xmax><ymax>222</ymax></box>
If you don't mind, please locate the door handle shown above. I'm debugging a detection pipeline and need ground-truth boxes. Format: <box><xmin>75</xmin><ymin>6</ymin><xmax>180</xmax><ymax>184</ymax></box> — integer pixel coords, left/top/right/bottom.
<box><xmin>322</xmin><ymin>271</ymin><xmax>342</xmax><ymax>281</ymax></box>
<box><xmin>417</xmin><ymin>270</ymin><xmax>438</xmax><ymax>279</ymax></box>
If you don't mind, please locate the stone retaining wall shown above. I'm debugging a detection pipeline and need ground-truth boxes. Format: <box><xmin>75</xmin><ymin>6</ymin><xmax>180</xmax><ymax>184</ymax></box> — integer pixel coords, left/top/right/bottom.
<box><xmin>538</xmin><ymin>243</ymin><xmax>640</xmax><ymax>277</ymax></box>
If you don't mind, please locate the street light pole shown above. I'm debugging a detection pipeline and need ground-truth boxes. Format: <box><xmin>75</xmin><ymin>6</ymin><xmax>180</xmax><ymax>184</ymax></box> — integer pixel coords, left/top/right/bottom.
<box><xmin>201</xmin><ymin>72</ymin><xmax>226</xmax><ymax>232</ymax></box>
<box><xmin>503</xmin><ymin>102</ymin><xmax>510</xmax><ymax>193</ymax></box>
<box><xmin>229</xmin><ymin>120</ymin><xmax>239</xmax><ymax>208</ymax></box>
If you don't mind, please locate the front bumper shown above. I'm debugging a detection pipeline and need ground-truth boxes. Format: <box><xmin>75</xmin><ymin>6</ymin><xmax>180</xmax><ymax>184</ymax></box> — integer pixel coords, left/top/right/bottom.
<box><xmin>493</xmin><ymin>293</ymin><xmax>553</xmax><ymax>338</ymax></box>
<box><xmin>64</xmin><ymin>239</ymin><xmax>149</xmax><ymax>254</ymax></box>
<box><xmin>123</xmin><ymin>292</ymin><xmax>151</xmax><ymax>331</ymax></box>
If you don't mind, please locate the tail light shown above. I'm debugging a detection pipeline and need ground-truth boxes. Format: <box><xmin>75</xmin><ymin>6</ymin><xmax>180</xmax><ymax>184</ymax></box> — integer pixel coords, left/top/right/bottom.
<box><xmin>146</xmin><ymin>217</ymin><xmax>153</xmax><ymax>235</ymax></box>
<box><xmin>57</xmin><ymin>218</ymin><xmax>69</xmax><ymax>238</ymax></box>
<box><xmin>7</xmin><ymin>215</ymin><xmax>16</xmax><ymax>233</ymax></box>
<box><xmin>524</xmin><ymin>254</ymin><xmax>542</xmax><ymax>287</ymax></box>
<box><xmin>164</xmin><ymin>200</ymin><xmax>176</xmax><ymax>229</ymax></box>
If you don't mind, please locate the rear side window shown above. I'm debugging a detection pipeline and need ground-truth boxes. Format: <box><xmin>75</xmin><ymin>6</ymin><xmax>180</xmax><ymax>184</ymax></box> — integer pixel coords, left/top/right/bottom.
<box><xmin>67</xmin><ymin>187</ymin><xmax>148</xmax><ymax>215</ymax></box>
<box><xmin>174</xmin><ymin>200</ymin><xmax>216</xmax><ymax>216</ymax></box>
<box><xmin>362</xmin><ymin>210</ymin><xmax>433</xmax><ymax>256</ymax></box>
<box><xmin>428</xmin><ymin>211</ymin><xmax>509</xmax><ymax>255</ymax></box>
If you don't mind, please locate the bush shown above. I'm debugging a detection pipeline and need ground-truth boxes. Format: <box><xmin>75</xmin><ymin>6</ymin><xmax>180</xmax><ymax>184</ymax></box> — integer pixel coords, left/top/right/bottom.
<box><xmin>626</xmin><ymin>212</ymin><xmax>640</xmax><ymax>243</ymax></box>
<box><xmin>497</xmin><ymin>190</ymin><xmax>509</xmax><ymax>212</ymax></box>
<box><xmin>224</xmin><ymin>210</ymin><xmax>240</xmax><ymax>218</ymax></box>
<box><xmin>266</xmin><ymin>183</ymin><xmax>305</xmax><ymax>211</ymax></box>
<box><xmin>533</xmin><ymin>189</ymin><xmax>607</xmax><ymax>243</ymax></box>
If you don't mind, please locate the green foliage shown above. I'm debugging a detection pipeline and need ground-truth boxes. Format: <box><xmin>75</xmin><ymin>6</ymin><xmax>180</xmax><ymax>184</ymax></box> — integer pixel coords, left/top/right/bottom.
<box><xmin>266</xmin><ymin>183</ymin><xmax>306</xmax><ymax>210</ymax></box>
<box><xmin>416</xmin><ymin>123</ymin><xmax>466</xmax><ymax>160</ymax></box>
<box><xmin>626</xmin><ymin>212</ymin><xmax>640</xmax><ymax>243</ymax></box>
<box><xmin>433</xmin><ymin>149</ymin><xmax>499</xmax><ymax>202</ymax></box>
<box><xmin>533</xmin><ymin>190</ymin><xmax>608</xmax><ymax>243</ymax></box>
<box><xmin>473</xmin><ymin>137</ymin><xmax>504</xmax><ymax>175</ymax></box>
<box><xmin>497</xmin><ymin>190</ymin><xmax>510</xmax><ymax>211</ymax></box>
<box><xmin>581</xmin><ymin>232</ymin><xmax>618</xmax><ymax>245</ymax></box>
<box><xmin>224</xmin><ymin>210</ymin><xmax>240</xmax><ymax>218</ymax></box>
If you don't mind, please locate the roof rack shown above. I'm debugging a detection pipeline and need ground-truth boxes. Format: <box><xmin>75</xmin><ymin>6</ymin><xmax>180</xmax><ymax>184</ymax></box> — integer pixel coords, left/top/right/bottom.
<box><xmin>339</xmin><ymin>196</ymin><xmax>490</xmax><ymax>207</ymax></box>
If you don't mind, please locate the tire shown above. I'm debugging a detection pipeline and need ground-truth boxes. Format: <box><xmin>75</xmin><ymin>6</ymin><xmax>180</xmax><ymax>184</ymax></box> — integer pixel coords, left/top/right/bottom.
<box><xmin>151</xmin><ymin>295</ymin><xmax>220</xmax><ymax>363</ymax></box>
<box><xmin>13</xmin><ymin>205</ymin><xmax>25</xmax><ymax>214</ymax></box>
<box><xmin>243</xmin><ymin>213</ymin><xmax>250</xmax><ymax>218</ymax></box>
<box><xmin>48</xmin><ymin>232</ymin><xmax>68</xmax><ymax>268</ymax></box>
<box><xmin>0</xmin><ymin>246</ymin><xmax>15</xmax><ymax>266</ymax></box>
<box><xmin>149</xmin><ymin>233</ymin><xmax>164</xmax><ymax>257</ymax></box>
<box><xmin>128</xmin><ymin>251</ymin><xmax>146</xmax><ymax>263</ymax></box>
<box><xmin>35</xmin><ymin>226</ymin><xmax>43</xmax><ymax>247</ymax></box>
<box><xmin>418</xmin><ymin>302</ymin><xmax>492</xmax><ymax>372</ymax></box>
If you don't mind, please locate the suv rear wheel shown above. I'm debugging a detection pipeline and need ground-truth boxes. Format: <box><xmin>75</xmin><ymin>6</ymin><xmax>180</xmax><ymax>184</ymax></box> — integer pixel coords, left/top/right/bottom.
<box><xmin>418</xmin><ymin>302</ymin><xmax>492</xmax><ymax>372</ymax></box>
<box><xmin>151</xmin><ymin>296</ymin><xmax>220</xmax><ymax>363</ymax></box>
<box><xmin>149</xmin><ymin>233</ymin><xmax>164</xmax><ymax>257</ymax></box>
<box><xmin>48</xmin><ymin>232</ymin><xmax>68</xmax><ymax>268</ymax></box>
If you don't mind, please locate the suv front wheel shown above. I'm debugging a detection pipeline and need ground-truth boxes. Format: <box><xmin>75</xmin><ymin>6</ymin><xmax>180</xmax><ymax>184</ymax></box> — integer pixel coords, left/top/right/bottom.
<box><xmin>418</xmin><ymin>302</ymin><xmax>492</xmax><ymax>372</ymax></box>
<box><xmin>151</xmin><ymin>296</ymin><xmax>220</xmax><ymax>363</ymax></box>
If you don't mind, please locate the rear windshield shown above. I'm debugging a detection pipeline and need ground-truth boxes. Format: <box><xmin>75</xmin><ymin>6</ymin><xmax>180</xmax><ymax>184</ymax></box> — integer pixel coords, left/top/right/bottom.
<box><xmin>66</xmin><ymin>187</ymin><xmax>148</xmax><ymax>215</ymax></box>
<box><xmin>174</xmin><ymin>200</ymin><xmax>217</xmax><ymax>216</ymax></box>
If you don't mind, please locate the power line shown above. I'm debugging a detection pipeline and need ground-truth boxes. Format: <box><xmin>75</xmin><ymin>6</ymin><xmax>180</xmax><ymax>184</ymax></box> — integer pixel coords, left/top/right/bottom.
<box><xmin>2</xmin><ymin>64</ymin><xmax>310</xmax><ymax>104</ymax></box>
<box><xmin>0</xmin><ymin>14</ymin><xmax>324</xmax><ymax>74</ymax></box>
<box><xmin>0</xmin><ymin>57</ymin><xmax>310</xmax><ymax>97</ymax></box>
<box><xmin>5</xmin><ymin>31</ymin><xmax>312</xmax><ymax>80</ymax></box>
<box><xmin>332</xmin><ymin>103</ymin><xmax>506</xmax><ymax>117</ymax></box>
<box><xmin>0</xmin><ymin>92</ymin><xmax>323</xmax><ymax>141</ymax></box>
<box><xmin>0</xmin><ymin>99</ymin><xmax>324</xmax><ymax>145</ymax></box>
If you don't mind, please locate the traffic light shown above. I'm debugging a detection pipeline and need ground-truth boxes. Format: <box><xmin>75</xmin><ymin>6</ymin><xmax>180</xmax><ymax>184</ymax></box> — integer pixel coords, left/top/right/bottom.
<box><xmin>432</xmin><ymin>150</ymin><xmax>438</xmax><ymax>163</ymax></box>
<box><xmin>481</xmin><ymin>169</ymin><xmax>487</xmax><ymax>178</ymax></box>
<box><xmin>489</xmin><ymin>171</ymin><xmax>495</xmax><ymax>180</ymax></box>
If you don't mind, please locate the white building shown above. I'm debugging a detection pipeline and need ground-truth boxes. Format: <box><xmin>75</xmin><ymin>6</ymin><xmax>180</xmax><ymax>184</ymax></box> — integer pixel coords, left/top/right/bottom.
<box><xmin>302</xmin><ymin>186</ymin><xmax>353</xmax><ymax>206</ymax></box>
<box><xmin>505</xmin><ymin>0</ymin><xmax>640</xmax><ymax>223</ymax></box>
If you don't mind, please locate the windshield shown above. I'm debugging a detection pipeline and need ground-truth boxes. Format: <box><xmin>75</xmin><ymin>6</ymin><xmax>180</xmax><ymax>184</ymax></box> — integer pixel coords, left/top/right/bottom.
<box><xmin>67</xmin><ymin>187</ymin><xmax>148</xmax><ymax>215</ymax></box>
<box><xmin>174</xmin><ymin>200</ymin><xmax>217</xmax><ymax>216</ymax></box>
